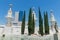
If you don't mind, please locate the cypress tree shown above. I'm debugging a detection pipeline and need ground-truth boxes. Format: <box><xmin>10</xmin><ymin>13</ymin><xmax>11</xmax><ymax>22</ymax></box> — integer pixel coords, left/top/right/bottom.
<box><xmin>21</xmin><ymin>11</ymin><xmax>25</xmax><ymax>34</ymax></box>
<box><xmin>39</xmin><ymin>8</ymin><xmax>43</xmax><ymax>36</ymax></box>
<box><xmin>44</xmin><ymin>12</ymin><xmax>46</xmax><ymax>34</ymax></box>
<box><xmin>32</xmin><ymin>14</ymin><xmax>35</xmax><ymax>34</ymax></box>
<box><xmin>44</xmin><ymin>11</ymin><xmax>49</xmax><ymax>34</ymax></box>
<box><xmin>46</xmin><ymin>12</ymin><xmax>49</xmax><ymax>34</ymax></box>
<box><xmin>28</xmin><ymin>8</ymin><xmax>33</xmax><ymax>35</ymax></box>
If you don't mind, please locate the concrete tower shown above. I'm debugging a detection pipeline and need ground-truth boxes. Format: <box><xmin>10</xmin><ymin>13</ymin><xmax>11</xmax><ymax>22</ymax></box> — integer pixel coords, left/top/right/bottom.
<box><xmin>32</xmin><ymin>7</ymin><xmax>37</xmax><ymax>21</ymax></box>
<box><xmin>15</xmin><ymin>12</ymin><xmax>19</xmax><ymax>23</ymax></box>
<box><xmin>6</xmin><ymin>4</ymin><xmax>13</xmax><ymax>27</ymax></box>
<box><xmin>50</xmin><ymin>10</ymin><xmax>56</xmax><ymax>31</ymax></box>
<box><xmin>32</xmin><ymin>7</ymin><xmax>37</xmax><ymax>34</ymax></box>
<box><xmin>12</xmin><ymin>12</ymin><xmax>19</xmax><ymax>26</ymax></box>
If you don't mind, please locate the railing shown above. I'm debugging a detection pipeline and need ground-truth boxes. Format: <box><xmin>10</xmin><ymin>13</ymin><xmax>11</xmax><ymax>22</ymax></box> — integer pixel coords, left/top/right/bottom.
<box><xmin>21</xmin><ymin>34</ymin><xmax>54</xmax><ymax>40</ymax></box>
<box><xmin>0</xmin><ymin>34</ymin><xmax>59</xmax><ymax>40</ymax></box>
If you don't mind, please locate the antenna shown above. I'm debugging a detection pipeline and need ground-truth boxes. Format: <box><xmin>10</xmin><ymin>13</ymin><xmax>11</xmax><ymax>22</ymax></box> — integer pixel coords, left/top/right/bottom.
<box><xmin>9</xmin><ymin>4</ymin><xmax>12</xmax><ymax>8</ymax></box>
<box><xmin>32</xmin><ymin>7</ymin><xmax>35</xmax><ymax>11</ymax></box>
<box><xmin>50</xmin><ymin>10</ymin><xmax>53</xmax><ymax>13</ymax></box>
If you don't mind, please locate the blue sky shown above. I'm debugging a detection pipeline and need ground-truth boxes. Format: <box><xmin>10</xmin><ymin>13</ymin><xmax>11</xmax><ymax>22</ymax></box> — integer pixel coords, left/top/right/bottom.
<box><xmin>0</xmin><ymin>0</ymin><xmax>60</xmax><ymax>27</ymax></box>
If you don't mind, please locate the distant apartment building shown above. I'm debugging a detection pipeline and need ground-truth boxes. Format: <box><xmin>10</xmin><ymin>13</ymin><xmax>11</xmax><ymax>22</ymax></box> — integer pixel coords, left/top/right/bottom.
<box><xmin>18</xmin><ymin>11</ymin><xmax>24</xmax><ymax>26</ymax></box>
<box><xmin>18</xmin><ymin>11</ymin><xmax>24</xmax><ymax>22</ymax></box>
<box><xmin>13</xmin><ymin>11</ymin><xmax>24</xmax><ymax>26</ymax></box>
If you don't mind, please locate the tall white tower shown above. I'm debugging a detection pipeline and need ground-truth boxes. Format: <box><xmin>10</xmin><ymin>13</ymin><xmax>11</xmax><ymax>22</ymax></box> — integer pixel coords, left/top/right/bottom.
<box><xmin>6</xmin><ymin>4</ymin><xmax>13</xmax><ymax>27</ymax></box>
<box><xmin>50</xmin><ymin>10</ymin><xmax>56</xmax><ymax>31</ymax></box>
<box><xmin>32</xmin><ymin>7</ymin><xmax>37</xmax><ymax>34</ymax></box>
<box><xmin>32</xmin><ymin>11</ymin><xmax>37</xmax><ymax>21</ymax></box>
<box><xmin>32</xmin><ymin>7</ymin><xmax>37</xmax><ymax>21</ymax></box>
<box><xmin>15</xmin><ymin>12</ymin><xmax>19</xmax><ymax>23</ymax></box>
